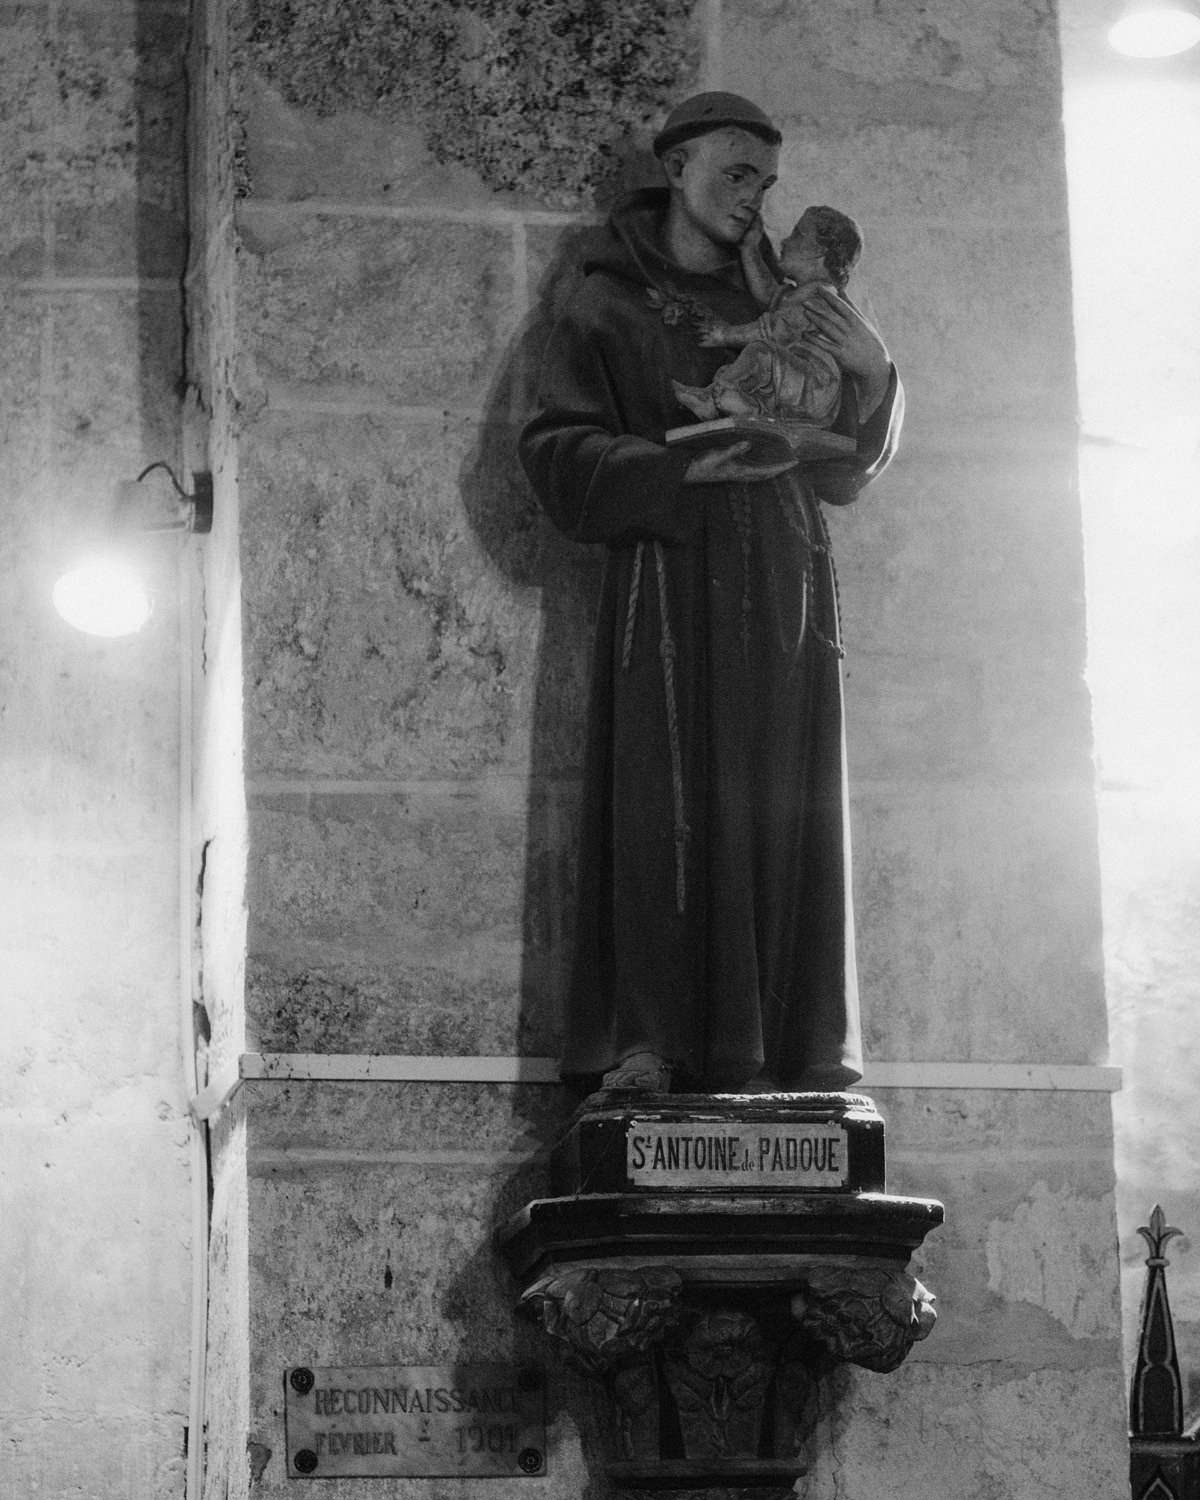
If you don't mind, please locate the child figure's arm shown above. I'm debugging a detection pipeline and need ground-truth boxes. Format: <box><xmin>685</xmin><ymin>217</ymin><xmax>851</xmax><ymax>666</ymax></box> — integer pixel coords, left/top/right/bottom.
<box><xmin>738</xmin><ymin>214</ymin><xmax>779</xmax><ymax>309</ymax></box>
<box><xmin>700</xmin><ymin>286</ymin><xmax>796</xmax><ymax>350</ymax></box>
<box><xmin>698</xmin><ymin>216</ymin><xmax>783</xmax><ymax>346</ymax></box>
<box><xmin>699</xmin><ymin>316</ymin><xmax>767</xmax><ymax>349</ymax></box>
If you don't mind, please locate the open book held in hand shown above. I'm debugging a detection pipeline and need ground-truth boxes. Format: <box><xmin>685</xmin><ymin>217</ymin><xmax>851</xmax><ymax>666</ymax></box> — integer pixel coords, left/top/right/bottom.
<box><xmin>665</xmin><ymin>415</ymin><xmax>857</xmax><ymax>469</ymax></box>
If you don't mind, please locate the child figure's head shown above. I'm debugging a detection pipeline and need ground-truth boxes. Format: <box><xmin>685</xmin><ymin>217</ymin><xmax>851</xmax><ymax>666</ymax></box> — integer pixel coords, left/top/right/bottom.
<box><xmin>780</xmin><ymin>206</ymin><xmax>863</xmax><ymax>290</ymax></box>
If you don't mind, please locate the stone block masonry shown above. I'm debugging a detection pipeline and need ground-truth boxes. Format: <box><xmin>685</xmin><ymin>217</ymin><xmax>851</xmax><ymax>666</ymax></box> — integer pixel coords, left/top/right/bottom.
<box><xmin>187</xmin><ymin>0</ymin><xmax>1130</xmax><ymax>1496</ymax></box>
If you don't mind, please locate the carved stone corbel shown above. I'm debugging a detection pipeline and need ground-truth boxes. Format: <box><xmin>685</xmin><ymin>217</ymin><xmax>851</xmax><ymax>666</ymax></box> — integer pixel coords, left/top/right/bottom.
<box><xmin>790</xmin><ymin>1264</ymin><xmax>937</xmax><ymax>1373</ymax></box>
<box><xmin>517</xmin><ymin>1264</ymin><xmax>685</xmax><ymax>1374</ymax></box>
<box><xmin>499</xmin><ymin>1091</ymin><xmax>945</xmax><ymax>1498</ymax></box>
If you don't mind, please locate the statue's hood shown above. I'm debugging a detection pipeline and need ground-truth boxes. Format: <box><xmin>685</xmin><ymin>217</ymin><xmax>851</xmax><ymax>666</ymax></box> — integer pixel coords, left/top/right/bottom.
<box><xmin>584</xmin><ymin>187</ymin><xmax>782</xmax><ymax>295</ymax></box>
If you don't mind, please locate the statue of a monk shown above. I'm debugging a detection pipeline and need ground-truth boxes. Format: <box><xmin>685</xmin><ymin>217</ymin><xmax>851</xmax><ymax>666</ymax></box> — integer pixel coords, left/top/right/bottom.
<box><xmin>519</xmin><ymin>92</ymin><xmax>903</xmax><ymax>1092</ymax></box>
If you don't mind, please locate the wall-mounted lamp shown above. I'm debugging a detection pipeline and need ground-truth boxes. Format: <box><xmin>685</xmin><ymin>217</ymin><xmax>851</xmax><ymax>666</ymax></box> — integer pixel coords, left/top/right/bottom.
<box><xmin>52</xmin><ymin>463</ymin><xmax>214</xmax><ymax>638</ymax></box>
<box><xmin>1109</xmin><ymin>0</ymin><xmax>1200</xmax><ymax>55</ymax></box>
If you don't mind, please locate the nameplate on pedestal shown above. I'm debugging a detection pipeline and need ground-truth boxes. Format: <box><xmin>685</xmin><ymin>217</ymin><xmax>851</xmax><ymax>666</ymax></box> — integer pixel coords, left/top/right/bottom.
<box><xmin>548</xmin><ymin>1093</ymin><xmax>885</xmax><ymax>1198</ymax></box>
<box><xmin>627</xmin><ymin>1120</ymin><xmax>848</xmax><ymax>1189</ymax></box>
<box><xmin>284</xmin><ymin>1364</ymin><xmax>546</xmax><ymax>1479</ymax></box>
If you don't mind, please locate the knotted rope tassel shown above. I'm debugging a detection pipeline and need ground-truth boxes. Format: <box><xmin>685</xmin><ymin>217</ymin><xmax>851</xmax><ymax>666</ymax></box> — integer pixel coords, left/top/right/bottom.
<box><xmin>621</xmin><ymin>541</ymin><xmax>645</xmax><ymax>672</ymax></box>
<box><xmin>653</xmin><ymin>541</ymin><xmax>688</xmax><ymax>916</ymax></box>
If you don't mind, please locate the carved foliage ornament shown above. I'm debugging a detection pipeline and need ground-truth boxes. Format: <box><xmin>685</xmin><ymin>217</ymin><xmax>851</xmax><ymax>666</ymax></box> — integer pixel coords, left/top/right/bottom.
<box><xmin>790</xmin><ymin>1265</ymin><xmax>937</xmax><ymax>1374</ymax></box>
<box><xmin>520</xmin><ymin>1278</ymin><xmax>822</xmax><ymax>1474</ymax></box>
<box><xmin>518</xmin><ymin>1263</ymin><xmax>935</xmax><ymax>1498</ymax></box>
<box><xmin>668</xmin><ymin>1309</ymin><xmax>772</xmax><ymax>1460</ymax></box>
<box><xmin>518</xmin><ymin>1265</ymin><xmax>685</xmax><ymax>1373</ymax></box>
<box><xmin>521</xmin><ymin>1263</ymin><xmax>936</xmax><ymax>1378</ymax></box>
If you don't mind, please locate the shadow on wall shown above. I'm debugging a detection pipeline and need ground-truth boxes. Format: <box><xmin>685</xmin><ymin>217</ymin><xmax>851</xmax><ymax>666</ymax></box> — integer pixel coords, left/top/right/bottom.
<box><xmin>434</xmin><ymin>1102</ymin><xmax>613</xmax><ymax>1500</ymax></box>
<box><xmin>458</xmin><ymin>133</ymin><xmax>668</xmax><ymax>1100</ymax></box>
<box><xmin>459</xmin><ymin>219</ymin><xmax>623</xmax><ymax>1088</ymax></box>
<box><xmin>455</xmin><ymin>215</ymin><xmax>633</xmax><ymax>1490</ymax></box>
<box><xmin>457</xmin><ymin>137</ymin><xmax>666</xmax><ymax>1090</ymax></box>
<box><xmin>453</xmin><ymin>125</ymin><xmax>678</xmax><ymax>1481</ymax></box>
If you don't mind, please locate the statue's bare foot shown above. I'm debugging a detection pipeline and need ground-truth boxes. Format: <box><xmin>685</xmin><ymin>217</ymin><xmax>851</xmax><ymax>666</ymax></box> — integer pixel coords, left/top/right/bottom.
<box><xmin>602</xmin><ymin>1052</ymin><xmax>671</xmax><ymax>1091</ymax></box>
<box><xmin>672</xmin><ymin>380</ymin><xmax>720</xmax><ymax>421</ymax></box>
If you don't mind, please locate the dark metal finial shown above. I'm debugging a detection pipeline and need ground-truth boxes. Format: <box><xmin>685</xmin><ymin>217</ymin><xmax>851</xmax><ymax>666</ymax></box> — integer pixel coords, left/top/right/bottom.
<box><xmin>1138</xmin><ymin>1205</ymin><xmax>1183</xmax><ymax>1266</ymax></box>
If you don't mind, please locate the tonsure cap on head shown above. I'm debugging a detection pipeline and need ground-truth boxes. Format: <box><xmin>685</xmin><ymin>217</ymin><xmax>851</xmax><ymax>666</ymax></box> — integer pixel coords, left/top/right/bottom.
<box><xmin>652</xmin><ymin>91</ymin><xmax>782</xmax><ymax>157</ymax></box>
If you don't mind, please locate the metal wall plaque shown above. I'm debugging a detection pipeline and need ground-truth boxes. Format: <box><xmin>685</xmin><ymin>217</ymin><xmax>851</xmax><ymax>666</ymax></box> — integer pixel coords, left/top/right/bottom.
<box><xmin>626</xmin><ymin>1120</ymin><xmax>848</xmax><ymax>1189</ymax></box>
<box><xmin>285</xmin><ymin>1364</ymin><xmax>547</xmax><ymax>1478</ymax></box>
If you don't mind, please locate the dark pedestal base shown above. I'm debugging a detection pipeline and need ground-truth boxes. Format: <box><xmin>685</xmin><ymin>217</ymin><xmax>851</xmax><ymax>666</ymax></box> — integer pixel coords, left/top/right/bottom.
<box><xmin>498</xmin><ymin>1092</ymin><xmax>944</xmax><ymax>1497</ymax></box>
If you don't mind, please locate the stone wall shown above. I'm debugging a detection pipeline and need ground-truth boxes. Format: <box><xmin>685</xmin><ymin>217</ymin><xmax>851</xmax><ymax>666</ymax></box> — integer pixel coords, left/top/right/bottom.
<box><xmin>189</xmin><ymin>0</ymin><xmax>251</xmax><ymax>1492</ymax></box>
<box><xmin>1060</xmin><ymin>0</ymin><xmax>1200</xmax><ymax>1396</ymax></box>
<box><xmin>0</xmin><ymin>0</ymin><xmax>193</xmax><ymax>1493</ymax></box>
<box><xmin>194</xmin><ymin>1</ymin><xmax>1129</xmax><ymax>1496</ymax></box>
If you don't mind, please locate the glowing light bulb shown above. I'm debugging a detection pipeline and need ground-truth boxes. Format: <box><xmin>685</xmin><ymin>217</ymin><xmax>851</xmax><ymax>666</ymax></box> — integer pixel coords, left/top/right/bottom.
<box><xmin>53</xmin><ymin>554</ymin><xmax>154</xmax><ymax>637</ymax></box>
<box><xmin>1109</xmin><ymin>4</ymin><xmax>1200</xmax><ymax>56</ymax></box>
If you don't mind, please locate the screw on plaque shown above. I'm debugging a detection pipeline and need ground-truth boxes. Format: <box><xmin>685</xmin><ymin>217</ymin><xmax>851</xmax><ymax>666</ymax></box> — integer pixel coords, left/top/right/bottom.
<box><xmin>294</xmin><ymin>1449</ymin><xmax>319</xmax><ymax>1474</ymax></box>
<box><xmin>518</xmin><ymin>1448</ymin><xmax>544</xmax><ymax>1474</ymax></box>
<box><xmin>290</xmin><ymin>1367</ymin><xmax>315</xmax><ymax>1395</ymax></box>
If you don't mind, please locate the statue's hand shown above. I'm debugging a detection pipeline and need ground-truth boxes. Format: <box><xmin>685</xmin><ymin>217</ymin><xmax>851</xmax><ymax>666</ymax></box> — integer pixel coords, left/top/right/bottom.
<box><xmin>799</xmin><ymin>286</ymin><xmax>890</xmax><ymax>388</ymax></box>
<box><xmin>684</xmin><ymin>442</ymin><xmax>798</xmax><ymax>485</ymax></box>
<box><xmin>698</xmin><ymin>322</ymin><xmax>732</xmax><ymax>347</ymax></box>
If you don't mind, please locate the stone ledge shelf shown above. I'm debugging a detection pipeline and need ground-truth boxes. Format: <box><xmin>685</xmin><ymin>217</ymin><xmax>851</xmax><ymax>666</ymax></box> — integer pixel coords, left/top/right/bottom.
<box><xmin>189</xmin><ymin>1054</ymin><xmax>1122</xmax><ymax>1120</ymax></box>
<box><xmin>497</xmin><ymin>1091</ymin><xmax>944</xmax><ymax>1500</ymax></box>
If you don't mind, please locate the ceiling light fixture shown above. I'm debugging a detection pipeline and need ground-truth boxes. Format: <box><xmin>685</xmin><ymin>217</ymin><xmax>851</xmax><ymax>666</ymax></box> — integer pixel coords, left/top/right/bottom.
<box><xmin>1109</xmin><ymin>0</ymin><xmax>1200</xmax><ymax>56</ymax></box>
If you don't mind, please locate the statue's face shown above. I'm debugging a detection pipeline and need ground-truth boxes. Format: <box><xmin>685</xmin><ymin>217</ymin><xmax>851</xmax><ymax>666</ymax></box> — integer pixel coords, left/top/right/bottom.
<box><xmin>667</xmin><ymin>128</ymin><xmax>779</xmax><ymax>250</ymax></box>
